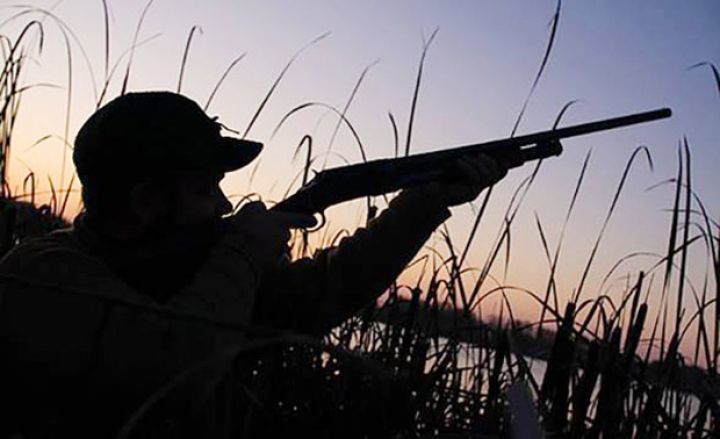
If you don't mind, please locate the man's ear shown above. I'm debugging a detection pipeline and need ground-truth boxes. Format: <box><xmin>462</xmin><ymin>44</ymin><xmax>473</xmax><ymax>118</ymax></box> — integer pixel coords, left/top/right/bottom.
<box><xmin>130</xmin><ymin>181</ymin><xmax>169</xmax><ymax>224</ymax></box>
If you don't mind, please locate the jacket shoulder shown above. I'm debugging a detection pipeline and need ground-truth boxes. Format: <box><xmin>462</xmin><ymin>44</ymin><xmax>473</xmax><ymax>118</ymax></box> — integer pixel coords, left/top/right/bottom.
<box><xmin>0</xmin><ymin>228</ymin><xmax>122</xmax><ymax>294</ymax></box>
<box><xmin>0</xmin><ymin>228</ymin><xmax>86</xmax><ymax>269</ymax></box>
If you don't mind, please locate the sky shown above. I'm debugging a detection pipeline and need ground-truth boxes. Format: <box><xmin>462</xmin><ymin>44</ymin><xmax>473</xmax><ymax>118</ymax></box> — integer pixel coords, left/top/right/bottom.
<box><xmin>2</xmin><ymin>1</ymin><xmax>719</xmax><ymax>358</ymax></box>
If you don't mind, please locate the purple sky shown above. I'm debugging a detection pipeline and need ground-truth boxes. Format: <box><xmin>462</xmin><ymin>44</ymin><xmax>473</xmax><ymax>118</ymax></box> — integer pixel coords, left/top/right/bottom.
<box><xmin>4</xmin><ymin>0</ymin><xmax>719</xmax><ymax>358</ymax></box>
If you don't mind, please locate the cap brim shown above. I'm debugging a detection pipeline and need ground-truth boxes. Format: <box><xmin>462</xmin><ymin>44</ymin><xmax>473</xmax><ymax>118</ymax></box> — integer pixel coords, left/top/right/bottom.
<box><xmin>217</xmin><ymin>137</ymin><xmax>263</xmax><ymax>172</ymax></box>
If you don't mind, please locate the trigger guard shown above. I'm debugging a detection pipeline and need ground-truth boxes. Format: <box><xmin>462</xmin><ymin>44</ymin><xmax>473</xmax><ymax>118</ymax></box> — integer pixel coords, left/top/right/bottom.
<box><xmin>305</xmin><ymin>212</ymin><xmax>326</xmax><ymax>233</ymax></box>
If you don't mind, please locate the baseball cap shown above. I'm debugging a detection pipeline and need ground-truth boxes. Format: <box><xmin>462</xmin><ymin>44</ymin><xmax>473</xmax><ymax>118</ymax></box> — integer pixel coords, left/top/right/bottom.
<box><xmin>73</xmin><ymin>91</ymin><xmax>263</xmax><ymax>185</ymax></box>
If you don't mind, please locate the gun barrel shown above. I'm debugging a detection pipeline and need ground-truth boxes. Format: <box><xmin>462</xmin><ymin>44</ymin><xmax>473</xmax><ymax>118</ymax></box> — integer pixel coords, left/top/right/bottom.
<box><xmin>514</xmin><ymin>107</ymin><xmax>672</xmax><ymax>145</ymax></box>
<box><xmin>370</xmin><ymin>107</ymin><xmax>672</xmax><ymax>168</ymax></box>
<box><xmin>440</xmin><ymin>107</ymin><xmax>672</xmax><ymax>157</ymax></box>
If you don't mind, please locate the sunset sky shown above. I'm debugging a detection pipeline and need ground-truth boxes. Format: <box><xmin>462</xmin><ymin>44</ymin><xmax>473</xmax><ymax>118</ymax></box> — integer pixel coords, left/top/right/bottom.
<box><xmin>3</xmin><ymin>1</ymin><xmax>719</xmax><ymax>354</ymax></box>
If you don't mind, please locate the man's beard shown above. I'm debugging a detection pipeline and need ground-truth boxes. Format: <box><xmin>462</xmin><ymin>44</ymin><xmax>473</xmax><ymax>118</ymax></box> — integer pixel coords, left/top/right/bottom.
<box><xmin>115</xmin><ymin>216</ymin><xmax>229</xmax><ymax>302</ymax></box>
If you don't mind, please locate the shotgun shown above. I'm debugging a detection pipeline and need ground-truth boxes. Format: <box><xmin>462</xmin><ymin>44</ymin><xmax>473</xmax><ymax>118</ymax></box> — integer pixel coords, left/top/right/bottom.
<box><xmin>271</xmin><ymin>108</ymin><xmax>672</xmax><ymax>218</ymax></box>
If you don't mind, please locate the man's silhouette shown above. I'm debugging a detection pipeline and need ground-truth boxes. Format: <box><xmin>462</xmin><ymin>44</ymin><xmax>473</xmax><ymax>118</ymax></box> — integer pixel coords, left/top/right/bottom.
<box><xmin>0</xmin><ymin>91</ymin><xmax>507</xmax><ymax>436</ymax></box>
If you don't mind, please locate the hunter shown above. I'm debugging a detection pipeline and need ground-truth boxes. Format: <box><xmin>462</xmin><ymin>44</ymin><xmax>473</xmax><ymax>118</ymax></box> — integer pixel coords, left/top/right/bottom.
<box><xmin>0</xmin><ymin>91</ymin><xmax>507</xmax><ymax>436</ymax></box>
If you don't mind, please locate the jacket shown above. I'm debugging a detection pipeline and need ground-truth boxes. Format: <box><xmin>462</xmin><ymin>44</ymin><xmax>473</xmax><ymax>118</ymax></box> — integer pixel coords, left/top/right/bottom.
<box><xmin>0</xmin><ymin>189</ymin><xmax>450</xmax><ymax>436</ymax></box>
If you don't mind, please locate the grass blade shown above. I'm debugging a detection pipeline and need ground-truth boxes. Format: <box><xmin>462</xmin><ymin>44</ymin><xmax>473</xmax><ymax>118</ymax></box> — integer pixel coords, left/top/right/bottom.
<box><xmin>176</xmin><ymin>25</ymin><xmax>202</xmax><ymax>93</ymax></box>
<box><xmin>510</xmin><ymin>0</ymin><xmax>562</xmax><ymax>136</ymax></box>
<box><xmin>204</xmin><ymin>52</ymin><xmax>246</xmax><ymax>111</ymax></box>
<box><xmin>322</xmin><ymin>60</ymin><xmax>378</xmax><ymax>169</ymax></box>
<box><xmin>688</xmin><ymin>61</ymin><xmax>720</xmax><ymax>96</ymax></box>
<box><xmin>242</xmin><ymin>32</ymin><xmax>330</xmax><ymax>138</ymax></box>
<box><xmin>120</xmin><ymin>0</ymin><xmax>156</xmax><ymax>95</ymax></box>
<box><xmin>404</xmin><ymin>27</ymin><xmax>438</xmax><ymax>157</ymax></box>
<box><xmin>575</xmin><ymin>146</ymin><xmax>653</xmax><ymax>301</ymax></box>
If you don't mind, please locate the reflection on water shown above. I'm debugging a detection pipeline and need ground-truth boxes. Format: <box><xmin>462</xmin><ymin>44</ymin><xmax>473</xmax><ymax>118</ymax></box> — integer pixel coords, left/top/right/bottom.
<box><xmin>431</xmin><ymin>333</ymin><xmax>701</xmax><ymax>418</ymax></box>
<box><xmin>355</xmin><ymin>322</ymin><xmax>702</xmax><ymax>421</ymax></box>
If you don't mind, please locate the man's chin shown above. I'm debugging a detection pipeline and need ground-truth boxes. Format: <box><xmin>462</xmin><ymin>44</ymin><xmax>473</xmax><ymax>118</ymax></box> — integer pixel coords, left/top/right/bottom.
<box><xmin>140</xmin><ymin>217</ymin><xmax>226</xmax><ymax>251</ymax></box>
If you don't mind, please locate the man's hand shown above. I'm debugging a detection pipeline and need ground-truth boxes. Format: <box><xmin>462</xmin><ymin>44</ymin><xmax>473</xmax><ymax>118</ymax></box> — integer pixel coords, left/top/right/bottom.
<box><xmin>409</xmin><ymin>153</ymin><xmax>509</xmax><ymax>208</ymax></box>
<box><xmin>224</xmin><ymin>201</ymin><xmax>316</xmax><ymax>269</ymax></box>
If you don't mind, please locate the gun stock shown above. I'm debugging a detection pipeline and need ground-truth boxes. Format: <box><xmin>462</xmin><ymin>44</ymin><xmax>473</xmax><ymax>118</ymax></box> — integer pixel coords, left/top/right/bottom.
<box><xmin>272</xmin><ymin>108</ymin><xmax>671</xmax><ymax>216</ymax></box>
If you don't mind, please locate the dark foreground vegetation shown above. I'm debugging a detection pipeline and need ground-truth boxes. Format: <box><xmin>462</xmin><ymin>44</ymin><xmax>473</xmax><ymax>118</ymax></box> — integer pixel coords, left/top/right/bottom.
<box><xmin>374</xmin><ymin>299</ymin><xmax>720</xmax><ymax>400</ymax></box>
<box><xmin>1</xmin><ymin>3</ymin><xmax>719</xmax><ymax>438</ymax></box>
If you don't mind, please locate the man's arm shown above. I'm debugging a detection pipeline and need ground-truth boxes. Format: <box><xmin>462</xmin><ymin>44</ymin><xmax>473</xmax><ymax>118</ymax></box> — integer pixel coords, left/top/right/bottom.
<box><xmin>251</xmin><ymin>153</ymin><xmax>508</xmax><ymax>335</ymax></box>
<box><xmin>252</xmin><ymin>189</ymin><xmax>450</xmax><ymax>335</ymax></box>
<box><xmin>164</xmin><ymin>201</ymin><xmax>318</xmax><ymax>329</ymax></box>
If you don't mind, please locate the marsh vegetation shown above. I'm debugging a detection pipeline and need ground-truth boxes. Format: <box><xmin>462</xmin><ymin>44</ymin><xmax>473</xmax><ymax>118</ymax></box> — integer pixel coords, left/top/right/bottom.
<box><xmin>0</xmin><ymin>2</ymin><xmax>718</xmax><ymax>437</ymax></box>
